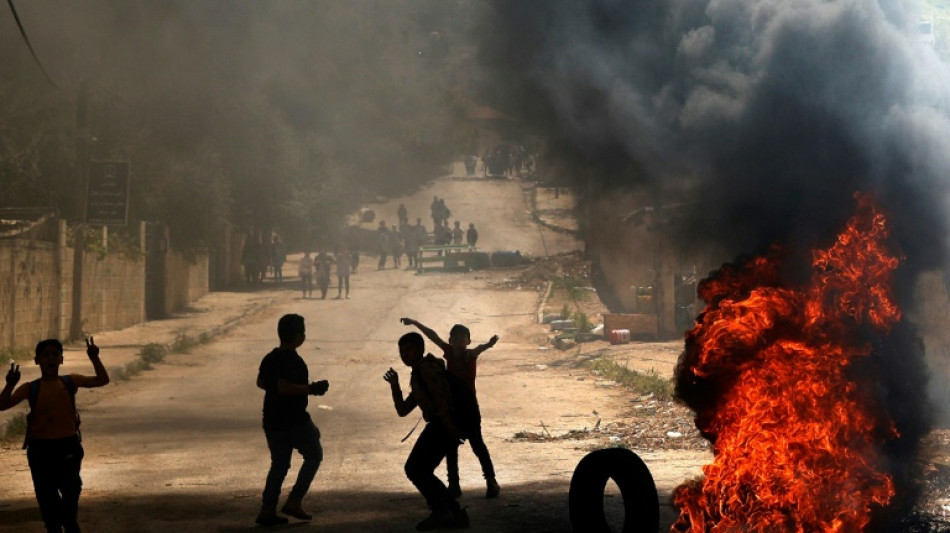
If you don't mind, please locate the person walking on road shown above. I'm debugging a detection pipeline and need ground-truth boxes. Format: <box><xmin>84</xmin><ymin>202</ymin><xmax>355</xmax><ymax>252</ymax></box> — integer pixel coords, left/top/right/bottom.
<box><xmin>390</xmin><ymin>224</ymin><xmax>403</xmax><ymax>269</ymax></box>
<box><xmin>466</xmin><ymin>223</ymin><xmax>479</xmax><ymax>248</ymax></box>
<box><xmin>0</xmin><ymin>337</ymin><xmax>110</xmax><ymax>533</ymax></box>
<box><xmin>314</xmin><ymin>250</ymin><xmax>332</xmax><ymax>300</ymax></box>
<box><xmin>335</xmin><ymin>247</ymin><xmax>352</xmax><ymax>299</ymax></box>
<box><xmin>271</xmin><ymin>235</ymin><xmax>287</xmax><ymax>283</ymax></box>
<box><xmin>397</xmin><ymin>203</ymin><xmax>409</xmax><ymax>228</ymax></box>
<box><xmin>384</xmin><ymin>332</ymin><xmax>473</xmax><ymax>531</ymax></box>
<box><xmin>255</xmin><ymin>314</ymin><xmax>330</xmax><ymax>526</ymax></box>
<box><xmin>377</xmin><ymin>221</ymin><xmax>390</xmax><ymax>270</ymax></box>
<box><xmin>298</xmin><ymin>252</ymin><xmax>314</xmax><ymax>299</ymax></box>
<box><xmin>402</xmin><ymin>318</ymin><xmax>501</xmax><ymax>499</ymax></box>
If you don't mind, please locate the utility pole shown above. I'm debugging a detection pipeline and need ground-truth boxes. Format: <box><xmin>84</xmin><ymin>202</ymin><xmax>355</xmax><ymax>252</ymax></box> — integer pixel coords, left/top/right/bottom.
<box><xmin>651</xmin><ymin>182</ymin><xmax>666</xmax><ymax>340</ymax></box>
<box><xmin>69</xmin><ymin>82</ymin><xmax>89</xmax><ymax>340</ymax></box>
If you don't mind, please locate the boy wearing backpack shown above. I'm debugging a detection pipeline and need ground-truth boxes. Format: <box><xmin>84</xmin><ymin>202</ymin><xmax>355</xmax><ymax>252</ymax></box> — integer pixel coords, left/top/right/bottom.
<box><xmin>0</xmin><ymin>337</ymin><xmax>110</xmax><ymax>533</ymax></box>
<box><xmin>383</xmin><ymin>331</ymin><xmax>473</xmax><ymax>531</ymax></box>
<box><xmin>400</xmin><ymin>318</ymin><xmax>500</xmax><ymax>499</ymax></box>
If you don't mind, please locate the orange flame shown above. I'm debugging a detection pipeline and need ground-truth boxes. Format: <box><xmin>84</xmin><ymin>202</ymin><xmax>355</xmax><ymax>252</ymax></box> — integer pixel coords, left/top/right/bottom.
<box><xmin>672</xmin><ymin>193</ymin><xmax>900</xmax><ymax>532</ymax></box>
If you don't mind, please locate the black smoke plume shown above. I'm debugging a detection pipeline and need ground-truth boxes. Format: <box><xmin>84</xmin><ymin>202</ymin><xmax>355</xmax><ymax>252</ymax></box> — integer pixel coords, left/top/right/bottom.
<box><xmin>480</xmin><ymin>0</ymin><xmax>950</xmax><ymax>280</ymax></box>
<box><xmin>479</xmin><ymin>0</ymin><xmax>950</xmax><ymax>528</ymax></box>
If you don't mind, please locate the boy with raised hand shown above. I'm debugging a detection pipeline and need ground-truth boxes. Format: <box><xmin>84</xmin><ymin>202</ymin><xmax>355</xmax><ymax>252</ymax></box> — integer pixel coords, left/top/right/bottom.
<box><xmin>384</xmin><ymin>332</ymin><xmax>471</xmax><ymax>531</ymax></box>
<box><xmin>0</xmin><ymin>337</ymin><xmax>110</xmax><ymax>533</ymax></box>
<box><xmin>255</xmin><ymin>314</ymin><xmax>329</xmax><ymax>526</ymax></box>
<box><xmin>400</xmin><ymin>317</ymin><xmax>500</xmax><ymax>499</ymax></box>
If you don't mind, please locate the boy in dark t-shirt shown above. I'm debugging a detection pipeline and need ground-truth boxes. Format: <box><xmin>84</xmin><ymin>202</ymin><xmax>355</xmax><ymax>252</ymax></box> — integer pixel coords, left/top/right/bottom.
<box><xmin>401</xmin><ymin>317</ymin><xmax>500</xmax><ymax>499</ymax></box>
<box><xmin>256</xmin><ymin>314</ymin><xmax>329</xmax><ymax>526</ymax></box>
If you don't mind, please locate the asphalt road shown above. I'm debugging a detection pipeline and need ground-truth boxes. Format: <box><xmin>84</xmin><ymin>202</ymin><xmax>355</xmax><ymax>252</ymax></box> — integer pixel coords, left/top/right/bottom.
<box><xmin>2</xmin><ymin>173</ymin><xmax>679</xmax><ymax>533</ymax></box>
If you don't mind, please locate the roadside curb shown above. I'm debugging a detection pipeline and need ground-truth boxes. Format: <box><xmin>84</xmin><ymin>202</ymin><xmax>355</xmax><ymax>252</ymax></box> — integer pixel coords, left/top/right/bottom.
<box><xmin>0</xmin><ymin>291</ymin><xmax>283</xmax><ymax>442</ymax></box>
<box><xmin>526</xmin><ymin>184</ymin><xmax>580</xmax><ymax>237</ymax></box>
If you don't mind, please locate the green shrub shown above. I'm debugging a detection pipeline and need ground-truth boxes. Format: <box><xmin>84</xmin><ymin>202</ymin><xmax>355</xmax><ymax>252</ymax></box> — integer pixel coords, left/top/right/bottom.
<box><xmin>170</xmin><ymin>334</ymin><xmax>197</xmax><ymax>354</ymax></box>
<box><xmin>573</xmin><ymin>311</ymin><xmax>593</xmax><ymax>332</ymax></box>
<box><xmin>587</xmin><ymin>357</ymin><xmax>672</xmax><ymax>399</ymax></box>
<box><xmin>0</xmin><ymin>346</ymin><xmax>33</xmax><ymax>363</ymax></box>
<box><xmin>1</xmin><ymin>413</ymin><xmax>28</xmax><ymax>442</ymax></box>
<box><xmin>140</xmin><ymin>343</ymin><xmax>168</xmax><ymax>364</ymax></box>
<box><xmin>561</xmin><ymin>303</ymin><xmax>572</xmax><ymax>321</ymax></box>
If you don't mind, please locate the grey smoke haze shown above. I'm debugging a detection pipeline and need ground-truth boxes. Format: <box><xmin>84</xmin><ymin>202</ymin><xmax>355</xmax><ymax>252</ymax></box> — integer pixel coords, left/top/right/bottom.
<box><xmin>481</xmin><ymin>1</ymin><xmax>950</xmax><ymax>525</ymax></box>
<box><xmin>483</xmin><ymin>0</ymin><xmax>950</xmax><ymax>278</ymax></box>
<box><xmin>2</xmin><ymin>1</ymin><xmax>471</xmax><ymax>249</ymax></box>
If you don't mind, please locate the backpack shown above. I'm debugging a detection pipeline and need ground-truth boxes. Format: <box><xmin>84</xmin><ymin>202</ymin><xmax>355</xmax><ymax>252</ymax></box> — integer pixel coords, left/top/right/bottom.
<box><xmin>23</xmin><ymin>376</ymin><xmax>80</xmax><ymax>449</ymax></box>
<box><xmin>413</xmin><ymin>356</ymin><xmax>480</xmax><ymax>439</ymax></box>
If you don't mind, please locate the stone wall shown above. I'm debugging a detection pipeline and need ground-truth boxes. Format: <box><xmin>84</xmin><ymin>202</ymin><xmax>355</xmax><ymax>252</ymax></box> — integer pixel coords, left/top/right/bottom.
<box><xmin>0</xmin><ymin>239</ymin><xmax>61</xmax><ymax>350</ymax></box>
<box><xmin>0</xmin><ymin>220</ymin><xmax>212</xmax><ymax>353</ymax></box>
<box><xmin>911</xmin><ymin>271</ymin><xmax>950</xmax><ymax>425</ymax></box>
<box><xmin>77</xmin><ymin>248</ymin><xmax>146</xmax><ymax>335</ymax></box>
<box><xmin>163</xmin><ymin>251</ymin><xmax>209</xmax><ymax>316</ymax></box>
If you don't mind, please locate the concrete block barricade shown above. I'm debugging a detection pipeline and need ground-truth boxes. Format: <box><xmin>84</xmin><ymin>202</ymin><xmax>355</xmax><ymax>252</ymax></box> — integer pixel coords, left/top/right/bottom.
<box><xmin>603</xmin><ymin>313</ymin><xmax>658</xmax><ymax>341</ymax></box>
<box><xmin>416</xmin><ymin>244</ymin><xmax>477</xmax><ymax>273</ymax></box>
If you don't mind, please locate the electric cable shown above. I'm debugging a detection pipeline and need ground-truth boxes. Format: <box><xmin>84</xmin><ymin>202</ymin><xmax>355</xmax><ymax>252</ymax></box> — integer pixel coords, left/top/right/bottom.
<box><xmin>7</xmin><ymin>0</ymin><xmax>61</xmax><ymax>90</ymax></box>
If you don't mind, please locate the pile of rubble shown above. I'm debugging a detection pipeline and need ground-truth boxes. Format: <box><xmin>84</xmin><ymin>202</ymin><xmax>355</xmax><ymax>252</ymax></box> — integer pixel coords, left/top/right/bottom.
<box><xmin>919</xmin><ymin>429</ymin><xmax>950</xmax><ymax>520</ymax></box>
<box><xmin>491</xmin><ymin>251</ymin><xmax>589</xmax><ymax>292</ymax></box>
<box><xmin>512</xmin><ymin>392</ymin><xmax>708</xmax><ymax>452</ymax></box>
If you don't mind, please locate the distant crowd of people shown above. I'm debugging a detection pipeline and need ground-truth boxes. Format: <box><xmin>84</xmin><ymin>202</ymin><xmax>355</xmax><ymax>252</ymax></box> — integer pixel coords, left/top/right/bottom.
<box><xmin>296</xmin><ymin>248</ymin><xmax>355</xmax><ymax>299</ymax></box>
<box><xmin>241</xmin><ymin>234</ymin><xmax>289</xmax><ymax>286</ymax></box>
<box><xmin>481</xmin><ymin>145</ymin><xmax>531</xmax><ymax>178</ymax></box>
<box><xmin>239</xmin><ymin>196</ymin><xmax>483</xmax><ymax>301</ymax></box>
<box><xmin>374</xmin><ymin>198</ymin><xmax>479</xmax><ymax>271</ymax></box>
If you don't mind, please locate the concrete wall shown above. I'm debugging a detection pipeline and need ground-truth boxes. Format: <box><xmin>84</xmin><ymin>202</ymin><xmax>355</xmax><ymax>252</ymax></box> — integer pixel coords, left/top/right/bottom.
<box><xmin>0</xmin><ymin>239</ymin><xmax>61</xmax><ymax>350</ymax></box>
<box><xmin>78</xmin><ymin>247</ymin><xmax>146</xmax><ymax>334</ymax></box>
<box><xmin>911</xmin><ymin>271</ymin><xmax>950</xmax><ymax>425</ymax></box>
<box><xmin>0</xmin><ymin>219</ymin><xmax>212</xmax><ymax>353</ymax></box>
<box><xmin>163</xmin><ymin>251</ymin><xmax>209</xmax><ymax>315</ymax></box>
<box><xmin>584</xmin><ymin>192</ymin><xmax>728</xmax><ymax>339</ymax></box>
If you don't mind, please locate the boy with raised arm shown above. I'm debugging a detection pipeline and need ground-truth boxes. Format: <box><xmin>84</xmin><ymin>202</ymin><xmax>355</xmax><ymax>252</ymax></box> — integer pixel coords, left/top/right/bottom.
<box><xmin>384</xmin><ymin>332</ymin><xmax>472</xmax><ymax>531</ymax></box>
<box><xmin>0</xmin><ymin>337</ymin><xmax>110</xmax><ymax>533</ymax></box>
<box><xmin>400</xmin><ymin>317</ymin><xmax>500</xmax><ymax>498</ymax></box>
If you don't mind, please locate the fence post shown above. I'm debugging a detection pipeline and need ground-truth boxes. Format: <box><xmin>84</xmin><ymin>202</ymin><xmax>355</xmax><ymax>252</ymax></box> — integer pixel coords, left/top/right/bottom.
<box><xmin>56</xmin><ymin>219</ymin><xmax>68</xmax><ymax>338</ymax></box>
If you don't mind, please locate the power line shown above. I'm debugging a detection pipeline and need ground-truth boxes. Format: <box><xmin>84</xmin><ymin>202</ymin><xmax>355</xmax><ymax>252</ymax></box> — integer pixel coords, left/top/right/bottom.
<box><xmin>7</xmin><ymin>0</ymin><xmax>61</xmax><ymax>90</ymax></box>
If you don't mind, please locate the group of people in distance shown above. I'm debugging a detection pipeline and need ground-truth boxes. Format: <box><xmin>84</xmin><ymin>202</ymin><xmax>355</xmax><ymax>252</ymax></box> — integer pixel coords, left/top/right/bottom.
<box><xmin>259</xmin><ymin>313</ymin><xmax>500</xmax><ymax>530</ymax></box>
<box><xmin>297</xmin><ymin>248</ymin><xmax>354</xmax><ymax>299</ymax></box>
<box><xmin>242</xmin><ymin>234</ymin><xmax>289</xmax><ymax>285</ymax></box>
<box><xmin>0</xmin><ymin>313</ymin><xmax>501</xmax><ymax>532</ymax></box>
<box><xmin>377</xmin><ymin>200</ymin><xmax>480</xmax><ymax>272</ymax></box>
<box><xmin>377</xmin><ymin>217</ymin><xmax>428</xmax><ymax>270</ymax></box>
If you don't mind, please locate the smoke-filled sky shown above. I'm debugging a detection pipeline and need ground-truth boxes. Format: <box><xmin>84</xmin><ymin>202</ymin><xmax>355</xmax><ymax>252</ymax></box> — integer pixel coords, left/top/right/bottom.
<box><xmin>2</xmin><ymin>1</ymin><xmax>474</xmax><ymax>248</ymax></box>
<box><xmin>482</xmin><ymin>0</ymin><xmax>950</xmax><ymax>280</ymax></box>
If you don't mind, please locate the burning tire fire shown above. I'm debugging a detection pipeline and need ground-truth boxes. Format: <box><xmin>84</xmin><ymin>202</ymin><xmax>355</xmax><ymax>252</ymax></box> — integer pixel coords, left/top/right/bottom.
<box><xmin>671</xmin><ymin>193</ymin><xmax>938</xmax><ymax>532</ymax></box>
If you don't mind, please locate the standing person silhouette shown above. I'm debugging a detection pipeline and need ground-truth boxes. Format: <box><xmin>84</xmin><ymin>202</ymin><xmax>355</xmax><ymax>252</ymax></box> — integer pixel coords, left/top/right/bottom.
<box><xmin>255</xmin><ymin>314</ymin><xmax>329</xmax><ymax>526</ymax></box>
<box><xmin>384</xmin><ymin>332</ymin><xmax>473</xmax><ymax>530</ymax></box>
<box><xmin>298</xmin><ymin>252</ymin><xmax>314</xmax><ymax>299</ymax></box>
<box><xmin>0</xmin><ymin>337</ymin><xmax>110</xmax><ymax>533</ymax></box>
<box><xmin>336</xmin><ymin>247</ymin><xmax>352</xmax><ymax>299</ymax></box>
<box><xmin>401</xmin><ymin>318</ymin><xmax>500</xmax><ymax>498</ymax></box>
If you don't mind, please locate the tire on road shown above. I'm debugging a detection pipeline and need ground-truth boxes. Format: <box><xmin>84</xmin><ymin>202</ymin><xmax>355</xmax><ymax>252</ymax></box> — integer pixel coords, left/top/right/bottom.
<box><xmin>568</xmin><ymin>447</ymin><xmax>659</xmax><ymax>533</ymax></box>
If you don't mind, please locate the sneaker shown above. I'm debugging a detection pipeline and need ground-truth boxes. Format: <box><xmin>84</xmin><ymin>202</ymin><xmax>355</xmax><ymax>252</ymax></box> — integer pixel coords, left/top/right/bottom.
<box><xmin>255</xmin><ymin>510</ymin><xmax>289</xmax><ymax>526</ymax></box>
<box><xmin>415</xmin><ymin>510</ymin><xmax>454</xmax><ymax>531</ymax></box>
<box><xmin>485</xmin><ymin>478</ymin><xmax>500</xmax><ymax>499</ymax></box>
<box><xmin>451</xmin><ymin>507</ymin><xmax>470</xmax><ymax>528</ymax></box>
<box><xmin>448</xmin><ymin>481</ymin><xmax>462</xmax><ymax>498</ymax></box>
<box><xmin>281</xmin><ymin>500</ymin><xmax>312</xmax><ymax>520</ymax></box>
